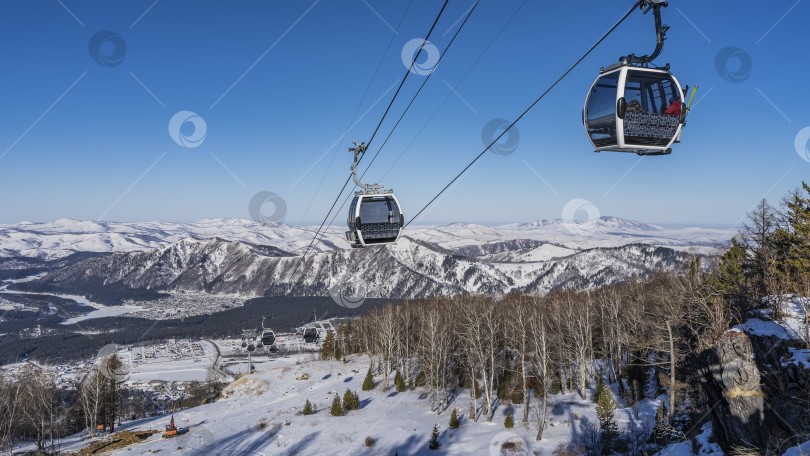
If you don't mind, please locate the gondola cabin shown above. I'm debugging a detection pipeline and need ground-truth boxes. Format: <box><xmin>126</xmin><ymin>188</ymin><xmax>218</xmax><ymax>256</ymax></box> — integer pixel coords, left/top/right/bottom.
<box><xmin>584</xmin><ymin>63</ymin><xmax>685</xmax><ymax>155</ymax></box>
<box><xmin>345</xmin><ymin>192</ymin><xmax>403</xmax><ymax>248</ymax></box>
<box><xmin>260</xmin><ymin>330</ymin><xmax>275</xmax><ymax>346</ymax></box>
<box><xmin>303</xmin><ymin>327</ymin><xmax>319</xmax><ymax>344</ymax></box>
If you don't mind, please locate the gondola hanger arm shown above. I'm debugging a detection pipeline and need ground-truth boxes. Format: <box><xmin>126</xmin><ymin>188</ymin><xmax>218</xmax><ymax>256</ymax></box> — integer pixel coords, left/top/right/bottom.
<box><xmin>621</xmin><ymin>0</ymin><xmax>669</xmax><ymax>66</ymax></box>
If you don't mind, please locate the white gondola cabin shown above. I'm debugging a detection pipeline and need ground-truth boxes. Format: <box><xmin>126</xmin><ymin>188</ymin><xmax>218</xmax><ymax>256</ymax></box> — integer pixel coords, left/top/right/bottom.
<box><xmin>343</xmin><ymin>141</ymin><xmax>404</xmax><ymax>248</ymax></box>
<box><xmin>345</xmin><ymin>192</ymin><xmax>403</xmax><ymax>248</ymax></box>
<box><xmin>584</xmin><ymin>63</ymin><xmax>685</xmax><ymax>155</ymax></box>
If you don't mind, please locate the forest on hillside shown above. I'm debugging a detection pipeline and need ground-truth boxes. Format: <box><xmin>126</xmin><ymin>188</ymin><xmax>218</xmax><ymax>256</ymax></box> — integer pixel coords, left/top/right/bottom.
<box><xmin>326</xmin><ymin>182</ymin><xmax>810</xmax><ymax>454</ymax></box>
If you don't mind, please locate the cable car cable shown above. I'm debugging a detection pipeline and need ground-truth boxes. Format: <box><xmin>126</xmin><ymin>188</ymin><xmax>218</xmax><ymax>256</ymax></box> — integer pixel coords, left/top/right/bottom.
<box><xmin>339</xmin><ymin>0</ymin><xmax>636</xmax><ymax>278</ymax></box>
<box><xmin>298</xmin><ymin>0</ymin><xmax>415</xmax><ymax>225</ymax></box>
<box><xmin>378</xmin><ymin>0</ymin><xmax>529</xmax><ymax>183</ymax></box>
<box><xmin>366</xmin><ymin>0</ymin><xmax>450</xmax><ymax>150</ymax></box>
<box><xmin>321</xmin><ymin>0</ymin><xmax>526</xmax><ymax>243</ymax></box>
<box><xmin>405</xmin><ymin>1</ymin><xmax>641</xmax><ymax>230</ymax></box>
<box><xmin>355</xmin><ymin>0</ymin><xmax>480</xmax><ymax>182</ymax></box>
<box><xmin>307</xmin><ymin>0</ymin><xmax>480</xmax><ymax>256</ymax></box>
<box><xmin>331</xmin><ymin>0</ymin><xmax>663</xmax><ymax>291</ymax></box>
<box><xmin>295</xmin><ymin>0</ymin><xmax>451</xmax><ymax>273</ymax></box>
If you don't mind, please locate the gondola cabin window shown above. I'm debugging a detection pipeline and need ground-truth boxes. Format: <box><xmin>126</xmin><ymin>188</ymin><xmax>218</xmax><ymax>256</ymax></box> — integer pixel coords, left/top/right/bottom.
<box><xmin>585</xmin><ymin>71</ymin><xmax>620</xmax><ymax>148</ymax></box>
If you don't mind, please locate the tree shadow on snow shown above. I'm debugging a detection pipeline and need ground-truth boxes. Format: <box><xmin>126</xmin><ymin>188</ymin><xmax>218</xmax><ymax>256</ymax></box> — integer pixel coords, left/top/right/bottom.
<box><xmin>322</xmin><ymin>373</ymin><xmax>331</xmax><ymax>380</ymax></box>
<box><xmin>344</xmin><ymin>376</ymin><xmax>353</xmax><ymax>383</ymax></box>
<box><xmin>282</xmin><ymin>431</ymin><xmax>320</xmax><ymax>455</ymax></box>
<box><xmin>388</xmin><ymin>391</ymin><xmax>399</xmax><ymax>397</ymax></box>
<box><xmin>498</xmin><ymin>405</ymin><xmax>515</xmax><ymax>418</ymax></box>
<box><xmin>551</xmin><ymin>400</ymin><xmax>590</xmax><ymax>415</ymax></box>
<box><xmin>362</xmin><ymin>433</ymin><xmax>423</xmax><ymax>456</ymax></box>
<box><xmin>359</xmin><ymin>398</ymin><xmax>373</xmax><ymax>409</ymax></box>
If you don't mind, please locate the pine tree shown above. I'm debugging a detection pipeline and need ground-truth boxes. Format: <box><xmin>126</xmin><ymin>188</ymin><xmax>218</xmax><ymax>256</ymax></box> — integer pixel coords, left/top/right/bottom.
<box><xmin>448</xmin><ymin>408</ymin><xmax>460</xmax><ymax>429</ymax></box>
<box><xmin>321</xmin><ymin>331</ymin><xmax>335</xmax><ymax>360</ymax></box>
<box><xmin>343</xmin><ymin>389</ymin><xmax>359</xmax><ymax>411</ymax></box>
<box><xmin>595</xmin><ymin>376</ymin><xmax>618</xmax><ymax>441</ymax></box>
<box><xmin>504</xmin><ymin>411</ymin><xmax>514</xmax><ymax>429</ymax></box>
<box><xmin>596</xmin><ymin>371</ymin><xmax>605</xmax><ymax>395</ymax></box>
<box><xmin>394</xmin><ymin>370</ymin><xmax>406</xmax><ymax>392</ymax></box>
<box><xmin>776</xmin><ymin>182</ymin><xmax>810</xmax><ymax>278</ymax></box>
<box><xmin>303</xmin><ymin>399</ymin><xmax>315</xmax><ymax>415</ymax></box>
<box><xmin>428</xmin><ymin>423</ymin><xmax>440</xmax><ymax>450</ymax></box>
<box><xmin>330</xmin><ymin>394</ymin><xmax>343</xmax><ymax>416</ymax></box>
<box><xmin>362</xmin><ymin>366</ymin><xmax>374</xmax><ymax>391</ymax></box>
<box><xmin>551</xmin><ymin>376</ymin><xmax>562</xmax><ymax>395</ymax></box>
<box><xmin>473</xmin><ymin>381</ymin><xmax>482</xmax><ymax>399</ymax></box>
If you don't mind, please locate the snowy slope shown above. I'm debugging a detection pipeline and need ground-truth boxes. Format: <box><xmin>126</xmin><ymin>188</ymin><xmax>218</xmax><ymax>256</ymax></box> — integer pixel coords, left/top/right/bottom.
<box><xmin>36</xmin><ymin>354</ymin><xmax>665</xmax><ymax>456</ymax></box>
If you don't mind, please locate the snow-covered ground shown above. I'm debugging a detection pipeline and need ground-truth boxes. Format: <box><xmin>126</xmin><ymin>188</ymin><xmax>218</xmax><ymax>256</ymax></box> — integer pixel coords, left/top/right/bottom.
<box><xmin>736</xmin><ymin>296</ymin><xmax>810</xmax><ymax>371</ymax></box>
<box><xmin>654</xmin><ymin>423</ymin><xmax>723</xmax><ymax>455</ymax></box>
<box><xmin>738</xmin><ymin>296</ymin><xmax>809</xmax><ymax>342</ymax></box>
<box><xmin>34</xmin><ymin>354</ymin><xmax>666</xmax><ymax>456</ymax></box>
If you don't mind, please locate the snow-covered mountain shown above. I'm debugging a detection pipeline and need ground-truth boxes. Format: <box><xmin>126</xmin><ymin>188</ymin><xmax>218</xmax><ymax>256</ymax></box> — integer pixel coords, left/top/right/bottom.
<box><xmin>0</xmin><ymin>216</ymin><xmax>729</xmax><ymax>260</ymax></box>
<box><xmin>0</xmin><ymin>216</ymin><xmax>728</xmax><ymax>300</ymax></box>
<box><xmin>0</xmin><ymin>218</ymin><xmax>343</xmax><ymax>260</ymax></box>
<box><xmin>43</xmin><ymin>235</ymin><xmax>691</xmax><ymax>299</ymax></box>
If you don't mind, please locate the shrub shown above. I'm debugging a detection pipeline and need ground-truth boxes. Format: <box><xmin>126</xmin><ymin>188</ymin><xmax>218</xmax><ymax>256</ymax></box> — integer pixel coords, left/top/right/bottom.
<box><xmin>303</xmin><ymin>399</ymin><xmax>315</xmax><ymax>415</ymax></box>
<box><xmin>551</xmin><ymin>376</ymin><xmax>563</xmax><ymax>394</ymax></box>
<box><xmin>448</xmin><ymin>408</ymin><xmax>460</xmax><ymax>429</ymax></box>
<box><xmin>364</xmin><ymin>436</ymin><xmax>375</xmax><ymax>447</ymax></box>
<box><xmin>428</xmin><ymin>423</ymin><xmax>440</xmax><ymax>450</ymax></box>
<box><xmin>330</xmin><ymin>394</ymin><xmax>343</xmax><ymax>416</ymax></box>
<box><xmin>504</xmin><ymin>411</ymin><xmax>514</xmax><ymax>429</ymax></box>
<box><xmin>394</xmin><ymin>370</ymin><xmax>406</xmax><ymax>392</ymax></box>
<box><xmin>362</xmin><ymin>367</ymin><xmax>374</xmax><ymax>391</ymax></box>
<box><xmin>343</xmin><ymin>389</ymin><xmax>359</xmax><ymax>411</ymax></box>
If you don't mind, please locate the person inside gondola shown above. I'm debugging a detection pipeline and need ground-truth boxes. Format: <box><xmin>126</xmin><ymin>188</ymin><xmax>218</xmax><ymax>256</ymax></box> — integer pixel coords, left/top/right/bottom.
<box><xmin>627</xmin><ymin>98</ymin><xmax>644</xmax><ymax>113</ymax></box>
<box><xmin>663</xmin><ymin>98</ymin><xmax>681</xmax><ymax>116</ymax></box>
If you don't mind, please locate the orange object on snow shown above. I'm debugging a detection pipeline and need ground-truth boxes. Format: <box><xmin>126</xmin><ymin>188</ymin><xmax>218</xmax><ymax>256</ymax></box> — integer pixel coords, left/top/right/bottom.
<box><xmin>163</xmin><ymin>415</ymin><xmax>178</xmax><ymax>437</ymax></box>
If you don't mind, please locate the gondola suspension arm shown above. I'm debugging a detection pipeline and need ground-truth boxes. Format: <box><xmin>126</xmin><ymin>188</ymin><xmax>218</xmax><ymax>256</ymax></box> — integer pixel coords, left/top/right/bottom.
<box><xmin>621</xmin><ymin>0</ymin><xmax>669</xmax><ymax>66</ymax></box>
<box><xmin>349</xmin><ymin>141</ymin><xmax>385</xmax><ymax>194</ymax></box>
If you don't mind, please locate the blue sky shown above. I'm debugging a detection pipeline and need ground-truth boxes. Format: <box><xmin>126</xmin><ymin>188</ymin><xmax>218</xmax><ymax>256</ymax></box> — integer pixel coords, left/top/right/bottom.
<box><xmin>0</xmin><ymin>0</ymin><xmax>807</xmax><ymax>227</ymax></box>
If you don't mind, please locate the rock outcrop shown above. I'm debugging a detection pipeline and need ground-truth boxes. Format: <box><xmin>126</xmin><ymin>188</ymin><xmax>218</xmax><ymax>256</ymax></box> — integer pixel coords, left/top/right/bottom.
<box><xmin>699</xmin><ymin>326</ymin><xmax>810</xmax><ymax>452</ymax></box>
<box><xmin>698</xmin><ymin>329</ymin><xmax>768</xmax><ymax>450</ymax></box>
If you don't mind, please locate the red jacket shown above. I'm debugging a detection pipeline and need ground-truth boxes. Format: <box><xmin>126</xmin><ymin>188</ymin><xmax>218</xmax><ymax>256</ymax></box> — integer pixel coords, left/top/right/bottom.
<box><xmin>664</xmin><ymin>100</ymin><xmax>681</xmax><ymax>116</ymax></box>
